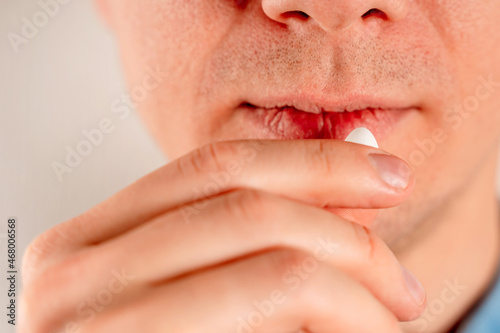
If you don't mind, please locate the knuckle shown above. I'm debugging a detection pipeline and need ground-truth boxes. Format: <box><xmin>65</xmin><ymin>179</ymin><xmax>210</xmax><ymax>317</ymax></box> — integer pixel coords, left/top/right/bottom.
<box><xmin>21</xmin><ymin>245</ymin><xmax>40</xmax><ymax>286</ymax></box>
<box><xmin>351</xmin><ymin>224</ymin><xmax>378</xmax><ymax>264</ymax></box>
<box><xmin>307</xmin><ymin>140</ymin><xmax>336</xmax><ymax>176</ymax></box>
<box><xmin>226</xmin><ymin>189</ymin><xmax>260</xmax><ymax>218</ymax></box>
<box><xmin>22</xmin><ymin>243</ymin><xmax>41</xmax><ymax>277</ymax></box>
<box><xmin>25</xmin><ymin>251</ymin><xmax>77</xmax><ymax>295</ymax></box>
<box><xmin>177</xmin><ymin>142</ymin><xmax>230</xmax><ymax>176</ymax></box>
<box><xmin>267</xmin><ymin>249</ymin><xmax>309</xmax><ymax>282</ymax></box>
<box><xmin>224</xmin><ymin>189</ymin><xmax>278</xmax><ymax>225</ymax></box>
<box><xmin>26</xmin><ymin>230</ymin><xmax>58</xmax><ymax>260</ymax></box>
<box><xmin>23</xmin><ymin>250</ymin><xmax>91</xmax><ymax>330</ymax></box>
<box><xmin>23</xmin><ymin>229</ymin><xmax>62</xmax><ymax>276</ymax></box>
<box><xmin>22</xmin><ymin>220</ymin><xmax>81</xmax><ymax>281</ymax></box>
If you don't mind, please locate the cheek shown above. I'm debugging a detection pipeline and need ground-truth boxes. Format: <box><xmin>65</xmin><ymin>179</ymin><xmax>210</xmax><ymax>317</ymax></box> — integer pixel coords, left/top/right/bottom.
<box><xmin>438</xmin><ymin>0</ymin><xmax>500</xmax><ymax>153</ymax></box>
<box><xmin>108</xmin><ymin>1</ymin><xmax>241</xmax><ymax>156</ymax></box>
<box><xmin>378</xmin><ymin>0</ymin><xmax>500</xmax><ymax>238</ymax></box>
<box><xmin>418</xmin><ymin>0</ymin><xmax>500</xmax><ymax>160</ymax></box>
<box><xmin>112</xmin><ymin>1</ymin><xmax>221</xmax><ymax>99</ymax></box>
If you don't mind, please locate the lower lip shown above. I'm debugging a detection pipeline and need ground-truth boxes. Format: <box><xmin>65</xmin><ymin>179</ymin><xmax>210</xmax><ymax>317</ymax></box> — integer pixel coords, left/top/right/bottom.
<box><xmin>241</xmin><ymin>105</ymin><xmax>414</xmax><ymax>141</ymax></box>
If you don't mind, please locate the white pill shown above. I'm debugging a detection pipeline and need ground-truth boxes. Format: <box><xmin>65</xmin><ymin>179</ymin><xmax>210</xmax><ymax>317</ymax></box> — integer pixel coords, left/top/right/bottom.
<box><xmin>344</xmin><ymin>127</ymin><xmax>379</xmax><ymax>148</ymax></box>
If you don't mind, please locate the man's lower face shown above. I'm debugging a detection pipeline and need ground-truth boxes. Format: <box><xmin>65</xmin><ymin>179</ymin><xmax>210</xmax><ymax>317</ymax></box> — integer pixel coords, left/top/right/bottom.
<box><xmin>104</xmin><ymin>0</ymin><xmax>500</xmax><ymax>244</ymax></box>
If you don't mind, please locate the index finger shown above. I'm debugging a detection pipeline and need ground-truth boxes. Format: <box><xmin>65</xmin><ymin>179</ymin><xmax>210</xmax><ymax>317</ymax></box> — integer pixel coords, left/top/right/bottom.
<box><xmin>33</xmin><ymin>139</ymin><xmax>413</xmax><ymax>251</ymax></box>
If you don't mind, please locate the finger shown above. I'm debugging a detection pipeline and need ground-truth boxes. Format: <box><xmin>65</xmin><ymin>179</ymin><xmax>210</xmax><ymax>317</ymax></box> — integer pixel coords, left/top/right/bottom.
<box><xmin>80</xmin><ymin>250</ymin><xmax>402</xmax><ymax>333</ymax></box>
<box><xmin>44</xmin><ymin>139</ymin><xmax>413</xmax><ymax>248</ymax></box>
<box><xmin>108</xmin><ymin>189</ymin><xmax>425</xmax><ymax>319</ymax></box>
<box><xmin>28</xmin><ymin>190</ymin><xmax>424</xmax><ymax>330</ymax></box>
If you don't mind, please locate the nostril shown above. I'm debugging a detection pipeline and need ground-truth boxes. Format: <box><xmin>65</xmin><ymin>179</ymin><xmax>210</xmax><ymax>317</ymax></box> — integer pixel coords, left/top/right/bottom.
<box><xmin>362</xmin><ymin>8</ymin><xmax>388</xmax><ymax>20</ymax></box>
<box><xmin>281</xmin><ymin>11</ymin><xmax>310</xmax><ymax>21</ymax></box>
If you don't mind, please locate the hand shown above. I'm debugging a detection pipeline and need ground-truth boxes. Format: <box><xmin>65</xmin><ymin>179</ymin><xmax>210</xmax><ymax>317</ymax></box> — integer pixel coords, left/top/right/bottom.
<box><xmin>21</xmin><ymin>139</ymin><xmax>426</xmax><ymax>333</ymax></box>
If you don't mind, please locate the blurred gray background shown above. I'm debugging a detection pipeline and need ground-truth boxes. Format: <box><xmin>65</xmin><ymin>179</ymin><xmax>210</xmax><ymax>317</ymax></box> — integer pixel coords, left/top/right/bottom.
<box><xmin>1</xmin><ymin>1</ymin><xmax>166</xmax><ymax>332</ymax></box>
<box><xmin>0</xmin><ymin>1</ymin><xmax>499</xmax><ymax>332</ymax></box>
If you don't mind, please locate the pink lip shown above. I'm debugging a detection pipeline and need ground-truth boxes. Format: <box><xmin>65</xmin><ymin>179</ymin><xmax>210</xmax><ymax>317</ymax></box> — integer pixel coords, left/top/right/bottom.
<box><xmin>239</xmin><ymin>102</ymin><xmax>416</xmax><ymax>141</ymax></box>
<box><xmin>243</xmin><ymin>94</ymin><xmax>415</xmax><ymax>115</ymax></box>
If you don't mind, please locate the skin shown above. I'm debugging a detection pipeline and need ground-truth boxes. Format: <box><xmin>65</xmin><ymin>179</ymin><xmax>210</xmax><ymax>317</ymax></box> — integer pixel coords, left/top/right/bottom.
<box><xmin>21</xmin><ymin>0</ymin><xmax>500</xmax><ymax>332</ymax></box>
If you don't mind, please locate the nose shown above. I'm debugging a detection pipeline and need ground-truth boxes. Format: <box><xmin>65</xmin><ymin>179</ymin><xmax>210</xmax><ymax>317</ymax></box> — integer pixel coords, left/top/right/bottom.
<box><xmin>261</xmin><ymin>0</ymin><xmax>409</xmax><ymax>32</ymax></box>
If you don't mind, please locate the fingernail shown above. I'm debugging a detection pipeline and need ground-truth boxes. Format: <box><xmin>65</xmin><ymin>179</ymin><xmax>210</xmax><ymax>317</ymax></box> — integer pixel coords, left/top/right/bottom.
<box><xmin>400</xmin><ymin>265</ymin><xmax>426</xmax><ymax>305</ymax></box>
<box><xmin>368</xmin><ymin>154</ymin><xmax>412</xmax><ymax>190</ymax></box>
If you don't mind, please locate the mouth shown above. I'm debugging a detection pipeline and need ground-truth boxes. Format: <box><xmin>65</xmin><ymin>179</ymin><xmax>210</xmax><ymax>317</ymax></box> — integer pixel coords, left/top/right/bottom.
<box><xmin>238</xmin><ymin>97</ymin><xmax>417</xmax><ymax>141</ymax></box>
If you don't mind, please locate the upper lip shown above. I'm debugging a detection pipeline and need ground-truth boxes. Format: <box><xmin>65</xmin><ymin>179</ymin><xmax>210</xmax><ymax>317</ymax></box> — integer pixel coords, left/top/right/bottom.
<box><xmin>241</xmin><ymin>92</ymin><xmax>417</xmax><ymax>114</ymax></box>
